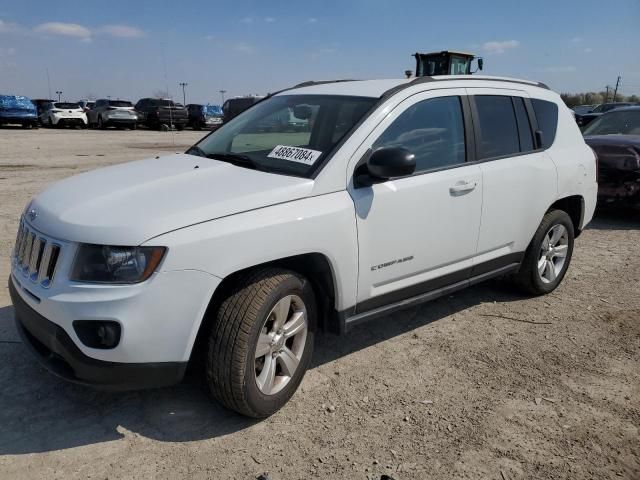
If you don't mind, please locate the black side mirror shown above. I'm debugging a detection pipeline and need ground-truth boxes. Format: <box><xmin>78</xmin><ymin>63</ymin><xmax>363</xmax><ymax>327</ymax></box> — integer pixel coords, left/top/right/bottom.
<box><xmin>478</xmin><ymin>58</ymin><xmax>483</xmax><ymax>71</ymax></box>
<box><xmin>356</xmin><ymin>147</ymin><xmax>416</xmax><ymax>187</ymax></box>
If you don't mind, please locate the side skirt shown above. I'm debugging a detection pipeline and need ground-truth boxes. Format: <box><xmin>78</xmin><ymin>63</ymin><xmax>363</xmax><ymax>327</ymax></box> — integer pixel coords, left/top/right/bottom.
<box><xmin>338</xmin><ymin>256</ymin><xmax>522</xmax><ymax>334</ymax></box>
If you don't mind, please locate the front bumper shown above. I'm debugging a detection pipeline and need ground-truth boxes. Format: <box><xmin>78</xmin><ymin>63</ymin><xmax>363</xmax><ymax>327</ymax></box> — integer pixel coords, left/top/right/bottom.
<box><xmin>10</xmin><ymin>278</ymin><xmax>187</xmax><ymax>390</ymax></box>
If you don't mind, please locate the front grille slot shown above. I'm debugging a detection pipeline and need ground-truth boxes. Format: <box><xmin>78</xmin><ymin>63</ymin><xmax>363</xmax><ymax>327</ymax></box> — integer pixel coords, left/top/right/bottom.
<box><xmin>12</xmin><ymin>219</ymin><xmax>61</xmax><ymax>288</ymax></box>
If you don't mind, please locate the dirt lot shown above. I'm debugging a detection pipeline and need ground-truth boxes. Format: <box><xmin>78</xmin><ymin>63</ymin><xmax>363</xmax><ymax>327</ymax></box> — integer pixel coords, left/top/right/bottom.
<box><xmin>0</xmin><ymin>128</ymin><xmax>638</xmax><ymax>480</ymax></box>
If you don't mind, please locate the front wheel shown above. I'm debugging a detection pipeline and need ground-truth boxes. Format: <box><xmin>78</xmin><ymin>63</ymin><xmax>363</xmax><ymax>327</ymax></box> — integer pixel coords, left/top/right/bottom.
<box><xmin>205</xmin><ymin>268</ymin><xmax>316</xmax><ymax>417</ymax></box>
<box><xmin>514</xmin><ymin>209</ymin><xmax>574</xmax><ymax>295</ymax></box>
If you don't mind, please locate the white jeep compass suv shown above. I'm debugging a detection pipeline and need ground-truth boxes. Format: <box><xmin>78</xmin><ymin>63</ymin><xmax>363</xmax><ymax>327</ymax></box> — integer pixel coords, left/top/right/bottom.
<box><xmin>10</xmin><ymin>76</ymin><xmax>597</xmax><ymax>417</ymax></box>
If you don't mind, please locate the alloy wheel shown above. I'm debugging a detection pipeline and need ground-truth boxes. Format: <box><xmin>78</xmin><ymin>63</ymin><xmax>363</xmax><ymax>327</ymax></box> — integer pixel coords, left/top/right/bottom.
<box><xmin>537</xmin><ymin>224</ymin><xmax>569</xmax><ymax>284</ymax></box>
<box><xmin>254</xmin><ymin>295</ymin><xmax>308</xmax><ymax>395</ymax></box>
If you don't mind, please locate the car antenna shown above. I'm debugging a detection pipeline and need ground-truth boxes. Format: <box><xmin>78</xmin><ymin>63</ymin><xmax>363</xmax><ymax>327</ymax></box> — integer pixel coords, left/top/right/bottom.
<box><xmin>161</xmin><ymin>44</ymin><xmax>176</xmax><ymax>147</ymax></box>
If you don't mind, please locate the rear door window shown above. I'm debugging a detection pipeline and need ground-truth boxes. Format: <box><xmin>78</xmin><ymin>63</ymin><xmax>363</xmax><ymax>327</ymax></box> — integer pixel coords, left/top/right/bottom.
<box><xmin>531</xmin><ymin>99</ymin><xmax>558</xmax><ymax>149</ymax></box>
<box><xmin>473</xmin><ymin>95</ymin><xmax>520</xmax><ymax>159</ymax></box>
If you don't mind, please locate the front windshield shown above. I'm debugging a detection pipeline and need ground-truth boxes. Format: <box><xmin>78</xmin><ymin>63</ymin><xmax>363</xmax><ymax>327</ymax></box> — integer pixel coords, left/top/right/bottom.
<box><xmin>583</xmin><ymin>110</ymin><xmax>640</xmax><ymax>136</ymax></box>
<box><xmin>191</xmin><ymin>94</ymin><xmax>377</xmax><ymax>178</ymax></box>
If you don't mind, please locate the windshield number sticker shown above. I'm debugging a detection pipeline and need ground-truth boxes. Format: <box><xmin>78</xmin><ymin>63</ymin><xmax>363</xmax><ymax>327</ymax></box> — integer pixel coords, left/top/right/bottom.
<box><xmin>267</xmin><ymin>145</ymin><xmax>322</xmax><ymax>165</ymax></box>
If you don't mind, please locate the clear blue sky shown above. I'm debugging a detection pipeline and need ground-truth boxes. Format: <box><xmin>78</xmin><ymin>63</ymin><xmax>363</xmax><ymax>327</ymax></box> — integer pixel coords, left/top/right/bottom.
<box><xmin>1</xmin><ymin>0</ymin><xmax>638</xmax><ymax>104</ymax></box>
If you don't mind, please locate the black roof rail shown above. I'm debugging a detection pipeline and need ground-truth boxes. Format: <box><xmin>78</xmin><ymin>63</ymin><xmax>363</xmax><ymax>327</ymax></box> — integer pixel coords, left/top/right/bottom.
<box><xmin>261</xmin><ymin>79</ymin><xmax>362</xmax><ymax>101</ymax></box>
<box><xmin>292</xmin><ymin>79</ymin><xmax>361</xmax><ymax>89</ymax></box>
<box><xmin>380</xmin><ymin>75</ymin><xmax>550</xmax><ymax>99</ymax></box>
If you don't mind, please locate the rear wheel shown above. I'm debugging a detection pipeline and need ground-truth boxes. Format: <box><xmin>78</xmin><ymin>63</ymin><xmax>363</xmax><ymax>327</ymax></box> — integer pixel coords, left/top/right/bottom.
<box><xmin>514</xmin><ymin>209</ymin><xmax>574</xmax><ymax>295</ymax></box>
<box><xmin>205</xmin><ymin>268</ymin><xmax>316</xmax><ymax>417</ymax></box>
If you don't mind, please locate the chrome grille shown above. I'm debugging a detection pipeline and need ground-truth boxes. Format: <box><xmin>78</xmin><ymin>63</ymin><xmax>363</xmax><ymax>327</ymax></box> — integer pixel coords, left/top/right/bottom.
<box><xmin>12</xmin><ymin>220</ymin><xmax>61</xmax><ymax>288</ymax></box>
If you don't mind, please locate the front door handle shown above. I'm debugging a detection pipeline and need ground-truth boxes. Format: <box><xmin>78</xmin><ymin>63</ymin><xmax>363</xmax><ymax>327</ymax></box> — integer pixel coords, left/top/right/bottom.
<box><xmin>449</xmin><ymin>180</ymin><xmax>477</xmax><ymax>196</ymax></box>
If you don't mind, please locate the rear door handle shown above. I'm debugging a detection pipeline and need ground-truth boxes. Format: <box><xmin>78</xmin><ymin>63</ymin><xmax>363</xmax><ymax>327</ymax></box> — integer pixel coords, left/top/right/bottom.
<box><xmin>449</xmin><ymin>181</ymin><xmax>477</xmax><ymax>196</ymax></box>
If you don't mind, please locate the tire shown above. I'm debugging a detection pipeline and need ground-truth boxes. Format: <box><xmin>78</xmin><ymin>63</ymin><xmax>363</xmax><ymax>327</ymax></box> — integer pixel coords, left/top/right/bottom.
<box><xmin>206</xmin><ymin>268</ymin><xmax>316</xmax><ymax>417</ymax></box>
<box><xmin>514</xmin><ymin>209</ymin><xmax>574</xmax><ymax>295</ymax></box>
<box><xmin>176</xmin><ymin>124</ymin><xmax>185</xmax><ymax>131</ymax></box>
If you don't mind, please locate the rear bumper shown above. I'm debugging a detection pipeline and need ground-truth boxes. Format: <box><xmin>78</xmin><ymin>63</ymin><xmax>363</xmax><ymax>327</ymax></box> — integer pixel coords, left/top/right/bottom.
<box><xmin>9</xmin><ymin>278</ymin><xmax>187</xmax><ymax>390</ymax></box>
<box><xmin>53</xmin><ymin>117</ymin><xmax>87</xmax><ymax>126</ymax></box>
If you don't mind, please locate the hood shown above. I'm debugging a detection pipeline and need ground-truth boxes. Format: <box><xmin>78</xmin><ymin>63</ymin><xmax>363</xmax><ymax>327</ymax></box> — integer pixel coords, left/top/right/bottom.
<box><xmin>585</xmin><ymin>135</ymin><xmax>640</xmax><ymax>176</ymax></box>
<box><xmin>584</xmin><ymin>134</ymin><xmax>640</xmax><ymax>148</ymax></box>
<box><xmin>29</xmin><ymin>154</ymin><xmax>315</xmax><ymax>245</ymax></box>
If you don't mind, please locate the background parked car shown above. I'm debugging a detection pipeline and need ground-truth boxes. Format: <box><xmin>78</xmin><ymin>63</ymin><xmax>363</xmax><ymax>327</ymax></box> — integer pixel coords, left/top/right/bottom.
<box><xmin>572</xmin><ymin>104</ymin><xmax>598</xmax><ymax>115</ymax></box>
<box><xmin>583</xmin><ymin>106</ymin><xmax>640</xmax><ymax>208</ymax></box>
<box><xmin>39</xmin><ymin>101</ymin><xmax>88</xmax><ymax>128</ymax></box>
<box><xmin>77</xmin><ymin>100</ymin><xmax>95</xmax><ymax>113</ymax></box>
<box><xmin>88</xmin><ymin>99</ymin><xmax>137</xmax><ymax>129</ymax></box>
<box><xmin>222</xmin><ymin>96</ymin><xmax>264</xmax><ymax>123</ymax></box>
<box><xmin>0</xmin><ymin>95</ymin><xmax>39</xmax><ymax>128</ymax></box>
<box><xmin>186</xmin><ymin>104</ymin><xmax>223</xmax><ymax>130</ymax></box>
<box><xmin>576</xmin><ymin>102</ymin><xmax>637</xmax><ymax>127</ymax></box>
<box><xmin>134</xmin><ymin>98</ymin><xmax>188</xmax><ymax>130</ymax></box>
<box><xmin>31</xmin><ymin>99</ymin><xmax>55</xmax><ymax>124</ymax></box>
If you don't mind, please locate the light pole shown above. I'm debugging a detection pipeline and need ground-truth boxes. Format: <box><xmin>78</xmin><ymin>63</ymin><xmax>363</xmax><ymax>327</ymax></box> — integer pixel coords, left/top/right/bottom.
<box><xmin>55</xmin><ymin>90</ymin><xmax>62</xmax><ymax>101</ymax></box>
<box><xmin>219</xmin><ymin>89</ymin><xmax>227</xmax><ymax>104</ymax></box>
<box><xmin>179</xmin><ymin>82</ymin><xmax>188</xmax><ymax>105</ymax></box>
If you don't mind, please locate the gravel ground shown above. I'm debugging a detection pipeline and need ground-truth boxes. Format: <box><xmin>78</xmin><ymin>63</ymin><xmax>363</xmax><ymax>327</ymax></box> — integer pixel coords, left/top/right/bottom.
<box><xmin>0</xmin><ymin>128</ymin><xmax>638</xmax><ymax>480</ymax></box>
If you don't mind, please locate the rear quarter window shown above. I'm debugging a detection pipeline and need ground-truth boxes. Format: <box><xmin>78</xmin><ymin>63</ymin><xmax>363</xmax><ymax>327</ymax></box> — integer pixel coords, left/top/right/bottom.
<box><xmin>531</xmin><ymin>99</ymin><xmax>559</xmax><ymax>149</ymax></box>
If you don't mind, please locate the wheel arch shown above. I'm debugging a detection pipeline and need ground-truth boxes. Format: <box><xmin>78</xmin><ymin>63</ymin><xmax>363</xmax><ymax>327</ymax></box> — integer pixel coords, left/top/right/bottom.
<box><xmin>189</xmin><ymin>252</ymin><xmax>340</xmax><ymax>363</ymax></box>
<box><xmin>547</xmin><ymin>195</ymin><xmax>585</xmax><ymax>237</ymax></box>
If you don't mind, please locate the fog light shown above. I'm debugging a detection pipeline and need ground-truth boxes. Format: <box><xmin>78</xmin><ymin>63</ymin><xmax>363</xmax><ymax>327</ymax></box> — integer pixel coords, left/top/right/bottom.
<box><xmin>73</xmin><ymin>320</ymin><xmax>121</xmax><ymax>349</ymax></box>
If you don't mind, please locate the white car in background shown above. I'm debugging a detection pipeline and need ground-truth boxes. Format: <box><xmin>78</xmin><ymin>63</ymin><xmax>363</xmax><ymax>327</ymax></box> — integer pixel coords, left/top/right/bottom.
<box><xmin>87</xmin><ymin>99</ymin><xmax>138</xmax><ymax>129</ymax></box>
<box><xmin>11</xmin><ymin>75</ymin><xmax>597</xmax><ymax>418</ymax></box>
<box><xmin>40</xmin><ymin>101</ymin><xmax>88</xmax><ymax>128</ymax></box>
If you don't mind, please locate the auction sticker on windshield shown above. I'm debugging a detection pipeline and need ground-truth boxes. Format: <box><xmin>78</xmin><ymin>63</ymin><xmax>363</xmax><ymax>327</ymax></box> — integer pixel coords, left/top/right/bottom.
<box><xmin>267</xmin><ymin>145</ymin><xmax>322</xmax><ymax>165</ymax></box>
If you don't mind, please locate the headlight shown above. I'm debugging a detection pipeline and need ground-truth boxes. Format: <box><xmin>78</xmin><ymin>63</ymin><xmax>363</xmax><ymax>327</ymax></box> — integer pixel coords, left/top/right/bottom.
<box><xmin>70</xmin><ymin>245</ymin><xmax>166</xmax><ymax>284</ymax></box>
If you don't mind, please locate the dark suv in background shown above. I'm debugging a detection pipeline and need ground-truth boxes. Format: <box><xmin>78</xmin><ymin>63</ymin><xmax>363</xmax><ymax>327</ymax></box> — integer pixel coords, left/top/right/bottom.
<box><xmin>134</xmin><ymin>98</ymin><xmax>188</xmax><ymax>130</ymax></box>
<box><xmin>222</xmin><ymin>96</ymin><xmax>263</xmax><ymax>124</ymax></box>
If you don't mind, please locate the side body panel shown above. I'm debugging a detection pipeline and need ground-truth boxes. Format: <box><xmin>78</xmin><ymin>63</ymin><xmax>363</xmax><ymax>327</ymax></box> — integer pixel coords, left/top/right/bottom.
<box><xmin>548</xmin><ymin>100</ymin><xmax>598</xmax><ymax>228</ymax></box>
<box><xmin>465</xmin><ymin>88</ymin><xmax>559</xmax><ymax>259</ymax></box>
<box><xmin>153</xmin><ymin>192</ymin><xmax>359</xmax><ymax>313</ymax></box>
<box><xmin>342</xmin><ymin>88</ymin><xmax>483</xmax><ymax>308</ymax></box>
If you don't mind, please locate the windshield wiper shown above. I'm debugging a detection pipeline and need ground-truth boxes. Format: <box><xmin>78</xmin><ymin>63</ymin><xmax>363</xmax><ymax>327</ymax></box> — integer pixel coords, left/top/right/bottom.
<box><xmin>206</xmin><ymin>152</ymin><xmax>260</xmax><ymax>170</ymax></box>
<box><xmin>185</xmin><ymin>145</ymin><xmax>207</xmax><ymax>158</ymax></box>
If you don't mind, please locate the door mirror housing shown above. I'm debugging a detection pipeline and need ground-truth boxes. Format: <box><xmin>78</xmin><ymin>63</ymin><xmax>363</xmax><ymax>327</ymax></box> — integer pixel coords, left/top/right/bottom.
<box><xmin>356</xmin><ymin>147</ymin><xmax>416</xmax><ymax>187</ymax></box>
